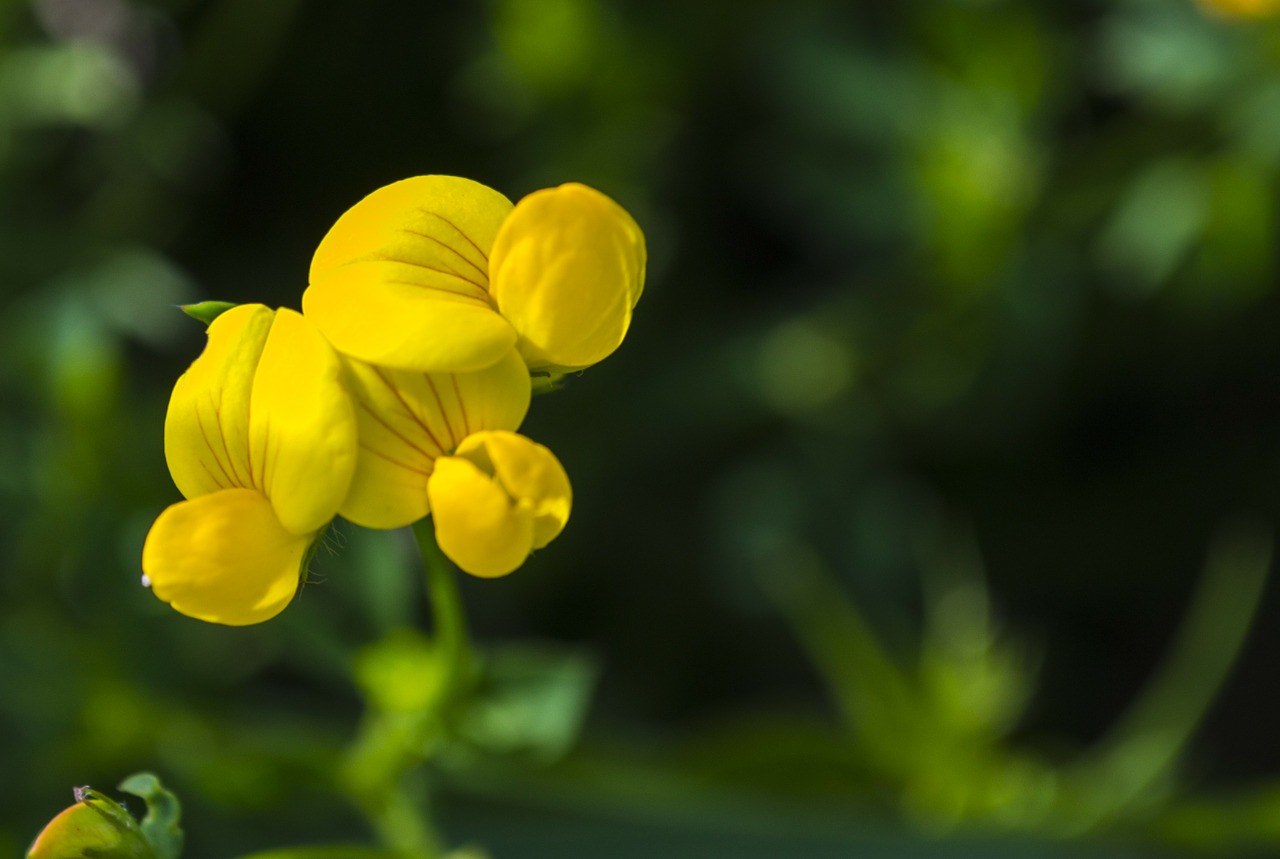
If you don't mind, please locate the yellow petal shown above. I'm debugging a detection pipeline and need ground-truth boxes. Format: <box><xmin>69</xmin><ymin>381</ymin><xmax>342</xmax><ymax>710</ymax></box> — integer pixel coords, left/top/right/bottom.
<box><xmin>141</xmin><ymin>488</ymin><xmax>312</xmax><ymax>625</ymax></box>
<box><xmin>305</xmin><ymin>175</ymin><xmax>518</xmax><ymax>372</ymax></box>
<box><xmin>250</xmin><ymin>308</ymin><xmax>358</xmax><ymax>535</ymax></box>
<box><xmin>340</xmin><ymin>349</ymin><xmax>532</xmax><ymax>529</ymax></box>
<box><xmin>455</xmin><ymin>430</ymin><xmax>571</xmax><ymax>549</ymax></box>
<box><xmin>304</xmin><ymin>262</ymin><xmax>517</xmax><ymax>372</ymax></box>
<box><xmin>164</xmin><ymin>306</ymin><xmax>357</xmax><ymax>536</ymax></box>
<box><xmin>164</xmin><ymin>304</ymin><xmax>273</xmax><ymax>500</ymax></box>
<box><xmin>489</xmin><ymin>183</ymin><xmax>646</xmax><ymax>372</ymax></box>
<box><xmin>427</xmin><ymin>431</ymin><xmax>572</xmax><ymax>577</ymax></box>
<box><xmin>427</xmin><ymin>455</ymin><xmax>534</xmax><ymax>578</ymax></box>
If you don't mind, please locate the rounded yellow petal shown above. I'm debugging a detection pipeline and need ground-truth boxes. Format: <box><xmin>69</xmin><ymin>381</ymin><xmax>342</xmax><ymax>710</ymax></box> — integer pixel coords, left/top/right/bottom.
<box><xmin>165</xmin><ymin>303</ymin><xmax>273</xmax><ymax>500</ymax></box>
<box><xmin>489</xmin><ymin>183</ymin><xmax>646</xmax><ymax>372</ymax></box>
<box><xmin>141</xmin><ymin>488</ymin><xmax>312</xmax><ymax>625</ymax></box>
<box><xmin>163</xmin><ymin>306</ymin><xmax>357</xmax><ymax>536</ymax></box>
<box><xmin>303</xmin><ymin>262</ymin><xmax>517</xmax><ymax>372</ymax></box>
<box><xmin>427</xmin><ymin>456</ymin><xmax>534</xmax><ymax>578</ymax></box>
<box><xmin>427</xmin><ymin>431</ymin><xmax>572</xmax><ymax>577</ymax></box>
<box><xmin>306</xmin><ymin>175</ymin><xmax>518</xmax><ymax>373</ymax></box>
<box><xmin>455</xmin><ymin>430</ymin><xmax>571</xmax><ymax>549</ymax></box>
<box><xmin>310</xmin><ymin>175</ymin><xmax>513</xmax><ymax>279</ymax></box>
<box><xmin>339</xmin><ymin>350</ymin><xmax>532</xmax><ymax>529</ymax></box>
<box><xmin>250</xmin><ymin>308</ymin><xmax>358</xmax><ymax>535</ymax></box>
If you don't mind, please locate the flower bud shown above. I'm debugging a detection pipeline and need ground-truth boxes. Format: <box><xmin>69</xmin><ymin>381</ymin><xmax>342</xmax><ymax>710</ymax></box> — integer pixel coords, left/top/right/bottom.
<box><xmin>28</xmin><ymin>788</ymin><xmax>155</xmax><ymax>859</ymax></box>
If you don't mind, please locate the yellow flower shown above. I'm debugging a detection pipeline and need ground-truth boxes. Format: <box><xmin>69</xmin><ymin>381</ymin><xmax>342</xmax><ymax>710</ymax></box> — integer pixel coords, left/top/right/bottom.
<box><xmin>428</xmin><ymin>430</ymin><xmax>572</xmax><ymax>578</ymax></box>
<box><xmin>337</xmin><ymin>353</ymin><xmax>570</xmax><ymax>576</ymax></box>
<box><xmin>141</xmin><ymin>305</ymin><xmax>357</xmax><ymax>625</ymax></box>
<box><xmin>339</xmin><ymin>348</ymin><xmax>531</xmax><ymax>529</ymax></box>
<box><xmin>303</xmin><ymin>175</ymin><xmax>646</xmax><ymax>375</ymax></box>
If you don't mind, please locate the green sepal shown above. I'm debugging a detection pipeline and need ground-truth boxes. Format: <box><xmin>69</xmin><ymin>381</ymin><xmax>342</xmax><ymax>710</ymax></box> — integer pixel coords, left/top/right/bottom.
<box><xmin>180</xmin><ymin>301</ymin><xmax>238</xmax><ymax>326</ymax></box>
<box><xmin>118</xmin><ymin>773</ymin><xmax>183</xmax><ymax>859</ymax></box>
<box><xmin>530</xmin><ymin>371</ymin><xmax>567</xmax><ymax>396</ymax></box>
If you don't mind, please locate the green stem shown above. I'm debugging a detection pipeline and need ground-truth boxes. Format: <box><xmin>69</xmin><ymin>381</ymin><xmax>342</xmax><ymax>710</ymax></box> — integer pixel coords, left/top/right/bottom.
<box><xmin>340</xmin><ymin>524</ymin><xmax>477</xmax><ymax>859</ymax></box>
<box><xmin>411</xmin><ymin>519</ymin><xmax>471</xmax><ymax>698</ymax></box>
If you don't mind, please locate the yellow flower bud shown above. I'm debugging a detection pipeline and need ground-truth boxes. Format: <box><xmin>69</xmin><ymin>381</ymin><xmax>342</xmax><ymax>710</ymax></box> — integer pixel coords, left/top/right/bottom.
<box><xmin>427</xmin><ymin>431</ymin><xmax>572</xmax><ymax>578</ymax></box>
<box><xmin>490</xmin><ymin>183</ymin><xmax>646</xmax><ymax>373</ymax></box>
<box><xmin>303</xmin><ymin>176</ymin><xmax>646</xmax><ymax>375</ymax></box>
<box><xmin>28</xmin><ymin>788</ymin><xmax>153</xmax><ymax>859</ymax></box>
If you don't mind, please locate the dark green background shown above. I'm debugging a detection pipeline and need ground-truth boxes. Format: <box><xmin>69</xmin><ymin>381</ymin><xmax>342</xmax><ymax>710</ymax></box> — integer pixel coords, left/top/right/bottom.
<box><xmin>3</xmin><ymin>0</ymin><xmax>1280</xmax><ymax>855</ymax></box>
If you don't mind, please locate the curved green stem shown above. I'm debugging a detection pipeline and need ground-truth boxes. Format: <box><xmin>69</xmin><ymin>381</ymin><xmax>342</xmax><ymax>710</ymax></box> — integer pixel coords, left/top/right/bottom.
<box><xmin>341</xmin><ymin>524</ymin><xmax>477</xmax><ymax>859</ymax></box>
<box><xmin>412</xmin><ymin>520</ymin><xmax>471</xmax><ymax>697</ymax></box>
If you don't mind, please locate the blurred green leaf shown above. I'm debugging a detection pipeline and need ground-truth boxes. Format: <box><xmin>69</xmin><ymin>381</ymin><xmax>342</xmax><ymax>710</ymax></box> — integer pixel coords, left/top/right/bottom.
<box><xmin>455</xmin><ymin>645</ymin><xmax>599</xmax><ymax>762</ymax></box>
<box><xmin>118</xmin><ymin>773</ymin><xmax>183</xmax><ymax>859</ymax></box>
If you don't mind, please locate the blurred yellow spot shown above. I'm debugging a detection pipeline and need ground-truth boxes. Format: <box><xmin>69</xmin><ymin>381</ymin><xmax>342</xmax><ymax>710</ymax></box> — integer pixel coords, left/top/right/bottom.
<box><xmin>1196</xmin><ymin>0</ymin><xmax>1280</xmax><ymax>18</ymax></box>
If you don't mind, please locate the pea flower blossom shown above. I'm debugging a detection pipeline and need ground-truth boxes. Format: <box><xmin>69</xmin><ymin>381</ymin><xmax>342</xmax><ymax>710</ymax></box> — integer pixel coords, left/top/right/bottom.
<box><xmin>337</xmin><ymin>350</ymin><xmax>571</xmax><ymax>578</ymax></box>
<box><xmin>141</xmin><ymin>305</ymin><xmax>357</xmax><ymax>625</ymax></box>
<box><xmin>141</xmin><ymin>175</ymin><xmax>644</xmax><ymax>621</ymax></box>
<box><xmin>302</xmin><ymin>175</ymin><xmax>646</xmax><ymax>375</ymax></box>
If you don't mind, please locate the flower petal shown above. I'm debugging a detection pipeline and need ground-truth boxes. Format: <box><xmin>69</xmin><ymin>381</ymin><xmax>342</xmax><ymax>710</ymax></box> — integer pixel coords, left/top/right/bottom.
<box><xmin>456</xmin><ymin>430</ymin><xmax>571</xmax><ymax>549</ymax></box>
<box><xmin>304</xmin><ymin>262</ymin><xmax>517</xmax><ymax>372</ymax></box>
<box><xmin>305</xmin><ymin>175</ymin><xmax>518</xmax><ymax>372</ymax></box>
<box><xmin>427</xmin><ymin>455</ymin><xmax>534</xmax><ymax>578</ymax></box>
<box><xmin>164</xmin><ymin>306</ymin><xmax>357</xmax><ymax>537</ymax></box>
<box><xmin>340</xmin><ymin>349</ymin><xmax>532</xmax><ymax>529</ymax></box>
<box><xmin>141</xmin><ymin>488</ymin><xmax>312</xmax><ymax>625</ymax></box>
<box><xmin>489</xmin><ymin>183</ymin><xmax>646</xmax><ymax>372</ymax></box>
<box><xmin>164</xmin><ymin>304</ymin><xmax>273</xmax><ymax>500</ymax></box>
<box><xmin>249</xmin><ymin>308</ymin><xmax>358</xmax><ymax>534</ymax></box>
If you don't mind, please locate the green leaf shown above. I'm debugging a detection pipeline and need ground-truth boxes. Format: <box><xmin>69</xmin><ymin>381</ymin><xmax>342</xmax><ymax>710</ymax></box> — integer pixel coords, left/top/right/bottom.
<box><xmin>455</xmin><ymin>644</ymin><xmax>598</xmax><ymax>761</ymax></box>
<box><xmin>354</xmin><ymin>628</ymin><xmax>448</xmax><ymax>715</ymax></box>
<box><xmin>118</xmin><ymin>773</ymin><xmax>183</xmax><ymax>859</ymax></box>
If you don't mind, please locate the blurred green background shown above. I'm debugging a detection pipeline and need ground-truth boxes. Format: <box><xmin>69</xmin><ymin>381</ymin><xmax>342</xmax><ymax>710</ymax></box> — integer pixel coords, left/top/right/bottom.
<box><xmin>4</xmin><ymin>0</ymin><xmax>1280</xmax><ymax>856</ymax></box>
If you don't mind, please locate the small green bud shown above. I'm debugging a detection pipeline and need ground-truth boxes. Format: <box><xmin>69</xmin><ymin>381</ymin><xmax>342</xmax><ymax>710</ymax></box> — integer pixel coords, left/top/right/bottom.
<box><xmin>180</xmin><ymin>301</ymin><xmax>238</xmax><ymax>326</ymax></box>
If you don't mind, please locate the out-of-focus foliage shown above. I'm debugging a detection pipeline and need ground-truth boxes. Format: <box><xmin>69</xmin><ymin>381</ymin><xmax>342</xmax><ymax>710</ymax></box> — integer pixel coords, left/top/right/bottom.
<box><xmin>4</xmin><ymin>0</ymin><xmax>1280</xmax><ymax>856</ymax></box>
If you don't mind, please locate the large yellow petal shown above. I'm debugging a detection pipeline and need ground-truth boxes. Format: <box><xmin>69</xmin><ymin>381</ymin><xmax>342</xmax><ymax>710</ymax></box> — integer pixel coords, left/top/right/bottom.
<box><xmin>305</xmin><ymin>175</ymin><xmax>518</xmax><ymax>372</ymax></box>
<box><xmin>164</xmin><ymin>305</ymin><xmax>356</xmax><ymax>536</ymax></box>
<box><xmin>303</xmin><ymin>262</ymin><xmax>517</xmax><ymax>372</ymax></box>
<box><xmin>141</xmin><ymin>488</ymin><xmax>312</xmax><ymax>626</ymax></box>
<box><xmin>458</xmin><ymin>430</ymin><xmax>572</xmax><ymax>549</ymax></box>
<box><xmin>489</xmin><ymin>183</ymin><xmax>646</xmax><ymax>372</ymax></box>
<box><xmin>340</xmin><ymin>349</ymin><xmax>532</xmax><ymax>529</ymax></box>
<box><xmin>249</xmin><ymin>308</ymin><xmax>358</xmax><ymax>535</ymax></box>
<box><xmin>164</xmin><ymin>304</ymin><xmax>273</xmax><ymax>500</ymax></box>
<box><xmin>427</xmin><ymin>456</ymin><xmax>534</xmax><ymax>578</ymax></box>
